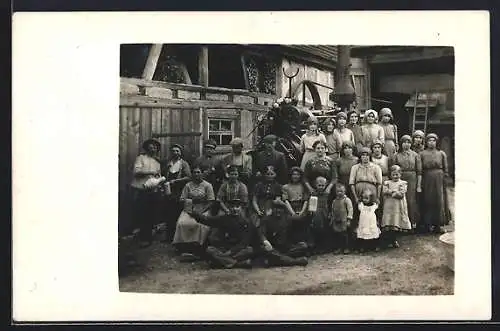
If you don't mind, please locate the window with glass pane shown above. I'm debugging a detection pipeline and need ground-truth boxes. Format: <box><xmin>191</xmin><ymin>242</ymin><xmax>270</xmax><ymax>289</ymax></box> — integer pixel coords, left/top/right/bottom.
<box><xmin>208</xmin><ymin>119</ymin><xmax>235</xmax><ymax>146</ymax></box>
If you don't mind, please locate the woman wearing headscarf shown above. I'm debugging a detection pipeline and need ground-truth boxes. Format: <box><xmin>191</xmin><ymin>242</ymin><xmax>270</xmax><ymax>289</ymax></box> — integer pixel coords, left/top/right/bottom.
<box><xmin>411</xmin><ymin>130</ymin><xmax>425</xmax><ymax>153</ymax></box>
<box><xmin>379</xmin><ymin>108</ymin><xmax>399</xmax><ymax>158</ymax></box>
<box><xmin>130</xmin><ymin>138</ymin><xmax>164</xmax><ymax>247</ymax></box>
<box><xmin>220</xmin><ymin>137</ymin><xmax>253</xmax><ymax>185</ymax></box>
<box><xmin>391</xmin><ymin>135</ymin><xmax>422</xmax><ymax>230</ymax></box>
<box><xmin>419</xmin><ymin>133</ymin><xmax>451</xmax><ymax>233</ymax></box>
<box><xmin>361</xmin><ymin>109</ymin><xmax>385</xmax><ymax>151</ymax></box>
<box><xmin>347</xmin><ymin>110</ymin><xmax>365</xmax><ymax>155</ymax></box>
<box><xmin>161</xmin><ymin>143</ymin><xmax>192</xmax><ymax>242</ymax></box>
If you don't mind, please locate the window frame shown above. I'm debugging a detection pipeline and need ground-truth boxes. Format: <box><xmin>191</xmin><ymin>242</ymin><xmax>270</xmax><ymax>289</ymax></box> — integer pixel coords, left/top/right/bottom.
<box><xmin>205</xmin><ymin>110</ymin><xmax>242</xmax><ymax>153</ymax></box>
<box><xmin>208</xmin><ymin>118</ymin><xmax>236</xmax><ymax>147</ymax></box>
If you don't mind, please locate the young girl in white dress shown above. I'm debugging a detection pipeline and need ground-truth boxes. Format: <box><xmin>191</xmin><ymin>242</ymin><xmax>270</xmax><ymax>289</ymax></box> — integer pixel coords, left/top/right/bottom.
<box><xmin>356</xmin><ymin>189</ymin><xmax>381</xmax><ymax>252</ymax></box>
<box><xmin>381</xmin><ymin>165</ymin><xmax>412</xmax><ymax>248</ymax></box>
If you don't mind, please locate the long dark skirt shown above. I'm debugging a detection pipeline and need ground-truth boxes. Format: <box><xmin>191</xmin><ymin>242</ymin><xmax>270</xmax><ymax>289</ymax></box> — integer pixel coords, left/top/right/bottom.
<box><xmin>259</xmin><ymin>214</ymin><xmax>289</xmax><ymax>252</ymax></box>
<box><xmin>133</xmin><ymin>188</ymin><xmax>161</xmax><ymax>242</ymax></box>
<box><xmin>421</xmin><ymin>169</ymin><xmax>451</xmax><ymax>227</ymax></box>
<box><xmin>401</xmin><ymin>170</ymin><xmax>420</xmax><ymax>227</ymax></box>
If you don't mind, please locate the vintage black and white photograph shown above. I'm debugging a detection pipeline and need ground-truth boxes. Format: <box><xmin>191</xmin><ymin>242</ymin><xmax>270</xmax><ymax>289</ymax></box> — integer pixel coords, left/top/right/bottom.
<box><xmin>118</xmin><ymin>44</ymin><xmax>455</xmax><ymax>295</ymax></box>
<box><xmin>13</xmin><ymin>10</ymin><xmax>491</xmax><ymax>321</ymax></box>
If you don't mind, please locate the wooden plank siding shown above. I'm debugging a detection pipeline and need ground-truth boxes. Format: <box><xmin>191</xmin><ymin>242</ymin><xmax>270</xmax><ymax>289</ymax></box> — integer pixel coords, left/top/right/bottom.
<box><xmin>118</xmin><ymin>76</ymin><xmax>273</xmax><ymax>193</ymax></box>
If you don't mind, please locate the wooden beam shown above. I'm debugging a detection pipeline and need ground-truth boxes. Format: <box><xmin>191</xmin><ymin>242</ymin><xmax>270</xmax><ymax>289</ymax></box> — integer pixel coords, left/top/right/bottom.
<box><xmin>198</xmin><ymin>46</ymin><xmax>209</xmax><ymax>87</ymax></box>
<box><xmin>152</xmin><ymin>132</ymin><xmax>202</xmax><ymax>138</ymax></box>
<box><xmin>240</xmin><ymin>55</ymin><xmax>250</xmax><ymax>90</ymax></box>
<box><xmin>178</xmin><ymin>63</ymin><xmax>192</xmax><ymax>85</ymax></box>
<box><xmin>120</xmin><ymin>77</ymin><xmax>276</xmax><ymax>99</ymax></box>
<box><xmin>120</xmin><ymin>94</ymin><xmax>269</xmax><ymax>112</ymax></box>
<box><xmin>369</xmin><ymin>48</ymin><xmax>454</xmax><ymax>64</ymax></box>
<box><xmin>142</xmin><ymin>44</ymin><xmax>163</xmax><ymax>80</ymax></box>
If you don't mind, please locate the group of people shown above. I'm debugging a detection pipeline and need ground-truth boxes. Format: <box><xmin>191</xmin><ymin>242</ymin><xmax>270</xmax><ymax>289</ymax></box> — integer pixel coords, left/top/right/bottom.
<box><xmin>127</xmin><ymin>107</ymin><xmax>451</xmax><ymax>269</ymax></box>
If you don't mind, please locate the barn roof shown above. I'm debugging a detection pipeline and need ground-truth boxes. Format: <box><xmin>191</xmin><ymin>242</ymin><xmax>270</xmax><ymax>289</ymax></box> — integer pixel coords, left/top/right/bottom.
<box><xmin>282</xmin><ymin>45</ymin><xmax>338</xmax><ymax>63</ymax></box>
<box><xmin>243</xmin><ymin>44</ymin><xmax>338</xmax><ymax>70</ymax></box>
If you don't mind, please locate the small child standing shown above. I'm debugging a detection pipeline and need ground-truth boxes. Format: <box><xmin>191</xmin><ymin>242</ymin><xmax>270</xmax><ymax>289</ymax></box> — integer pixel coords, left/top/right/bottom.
<box><xmin>381</xmin><ymin>165</ymin><xmax>412</xmax><ymax>248</ymax></box>
<box><xmin>309</xmin><ymin>176</ymin><xmax>331</xmax><ymax>254</ymax></box>
<box><xmin>356</xmin><ymin>189</ymin><xmax>381</xmax><ymax>252</ymax></box>
<box><xmin>329</xmin><ymin>183</ymin><xmax>353</xmax><ymax>254</ymax></box>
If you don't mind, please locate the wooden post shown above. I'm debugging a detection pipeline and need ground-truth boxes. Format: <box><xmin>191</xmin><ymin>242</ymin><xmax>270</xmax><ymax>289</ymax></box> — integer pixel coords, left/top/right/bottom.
<box><xmin>179</xmin><ymin>63</ymin><xmax>192</xmax><ymax>84</ymax></box>
<box><xmin>199</xmin><ymin>46</ymin><xmax>209</xmax><ymax>87</ymax></box>
<box><xmin>240</xmin><ymin>55</ymin><xmax>250</xmax><ymax>90</ymax></box>
<box><xmin>142</xmin><ymin>44</ymin><xmax>163</xmax><ymax>80</ymax></box>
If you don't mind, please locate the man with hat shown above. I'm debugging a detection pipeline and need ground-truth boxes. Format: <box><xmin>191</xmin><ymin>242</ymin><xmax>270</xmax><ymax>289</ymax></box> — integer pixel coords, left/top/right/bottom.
<box><xmin>193</xmin><ymin>139</ymin><xmax>222</xmax><ymax>193</ymax></box>
<box><xmin>254</xmin><ymin>134</ymin><xmax>289</xmax><ymax>185</ymax></box>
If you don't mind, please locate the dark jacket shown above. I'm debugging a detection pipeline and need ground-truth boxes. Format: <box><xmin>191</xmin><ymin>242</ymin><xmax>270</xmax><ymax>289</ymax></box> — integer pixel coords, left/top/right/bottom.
<box><xmin>254</xmin><ymin>149</ymin><xmax>289</xmax><ymax>185</ymax></box>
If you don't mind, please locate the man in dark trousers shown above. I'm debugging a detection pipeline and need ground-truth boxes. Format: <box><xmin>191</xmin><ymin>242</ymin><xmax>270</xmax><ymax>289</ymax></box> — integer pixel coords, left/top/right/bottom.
<box><xmin>188</xmin><ymin>202</ymin><xmax>308</xmax><ymax>269</ymax></box>
<box><xmin>254</xmin><ymin>135</ymin><xmax>289</xmax><ymax>185</ymax></box>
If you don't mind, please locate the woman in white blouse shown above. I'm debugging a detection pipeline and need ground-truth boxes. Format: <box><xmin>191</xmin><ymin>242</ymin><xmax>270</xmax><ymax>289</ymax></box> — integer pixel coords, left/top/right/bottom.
<box><xmin>131</xmin><ymin>139</ymin><xmax>164</xmax><ymax>248</ymax></box>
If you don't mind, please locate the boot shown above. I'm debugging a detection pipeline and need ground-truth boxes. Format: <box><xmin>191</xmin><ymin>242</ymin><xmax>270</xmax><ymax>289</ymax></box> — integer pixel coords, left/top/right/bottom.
<box><xmin>232</xmin><ymin>246</ymin><xmax>254</xmax><ymax>261</ymax></box>
<box><xmin>205</xmin><ymin>246</ymin><xmax>237</xmax><ymax>269</ymax></box>
<box><xmin>287</xmin><ymin>241</ymin><xmax>308</xmax><ymax>257</ymax></box>
<box><xmin>266</xmin><ymin>250</ymin><xmax>309</xmax><ymax>267</ymax></box>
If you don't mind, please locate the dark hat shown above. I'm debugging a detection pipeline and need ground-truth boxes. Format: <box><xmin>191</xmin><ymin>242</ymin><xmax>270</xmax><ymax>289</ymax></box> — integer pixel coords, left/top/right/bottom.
<box><xmin>262</xmin><ymin>134</ymin><xmax>278</xmax><ymax>143</ymax></box>
<box><xmin>142</xmin><ymin>138</ymin><xmax>161</xmax><ymax>151</ymax></box>
<box><xmin>203</xmin><ymin>139</ymin><xmax>217</xmax><ymax>149</ymax></box>
<box><xmin>226</xmin><ymin>164</ymin><xmax>240</xmax><ymax>173</ymax></box>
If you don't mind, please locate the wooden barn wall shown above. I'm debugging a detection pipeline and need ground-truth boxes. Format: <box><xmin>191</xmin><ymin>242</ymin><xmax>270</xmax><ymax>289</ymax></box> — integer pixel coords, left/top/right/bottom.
<box><xmin>280</xmin><ymin>59</ymin><xmax>335</xmax><ymax>108</ymax></box>
<box><xmin>350</xmin><ymin>57</ymin><xmax>371</xmax><ymax>111</ymax></box>
<box><xmin>119</xmin><ymin>106</ymin><xmax>203</xmax><ymax>192</ymax></box>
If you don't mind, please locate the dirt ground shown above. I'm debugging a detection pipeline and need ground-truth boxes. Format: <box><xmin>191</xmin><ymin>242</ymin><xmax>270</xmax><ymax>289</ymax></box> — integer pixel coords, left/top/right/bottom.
<box><xmin>119</xmin><ymin>188</ymin><xmax>454</xmax><ymax>295</ymax></box>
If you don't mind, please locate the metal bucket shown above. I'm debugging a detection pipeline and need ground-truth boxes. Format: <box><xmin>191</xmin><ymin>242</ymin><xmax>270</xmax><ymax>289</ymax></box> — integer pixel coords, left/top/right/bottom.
<box><xmin>439</xmin><ymin>232</ymin><xmax>455</xmax><ymax>272</ymax></box>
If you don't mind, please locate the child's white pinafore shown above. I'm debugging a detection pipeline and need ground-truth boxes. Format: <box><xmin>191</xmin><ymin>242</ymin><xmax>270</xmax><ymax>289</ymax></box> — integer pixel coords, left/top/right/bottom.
<box><xmin>356</xmin><ymin>202</ymin><xmax>381</xmax><ymax>239</ymax></box>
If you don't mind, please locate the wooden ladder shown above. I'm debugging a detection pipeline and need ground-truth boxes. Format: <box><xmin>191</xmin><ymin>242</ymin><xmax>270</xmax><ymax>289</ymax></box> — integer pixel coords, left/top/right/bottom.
<box><xmin>411</xmin><ymin>90</ymin><xmax>429</xmax><ymax>133</ymax></box>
